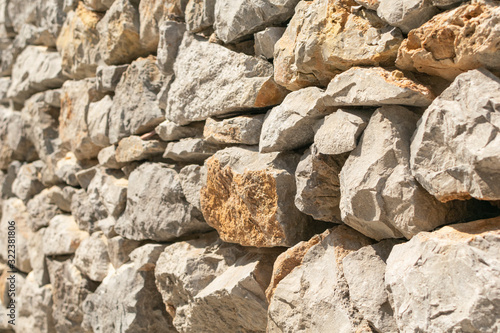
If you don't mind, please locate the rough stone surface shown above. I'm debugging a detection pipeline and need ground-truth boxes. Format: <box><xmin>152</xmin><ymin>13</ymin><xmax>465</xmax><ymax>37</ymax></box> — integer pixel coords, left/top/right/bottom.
<box><xmin>0</xmin><ymin>109</ymin><xmax>36</xmax><ymax>170</ymax></box>
<box><xmin>115</xmin><ymin>162</ymin><xmax>210</xmax><ymax>241</ymax></box>
<box><xmin>385</xmin><ymin>217</ymin><xmax>500</xmax><ymax>333</ymax></box>
<box><xmin>27</xmin><ymin>228</ymin><xmax>49</xmax><ymax>286</ymax></box>
<box><xmin>200</xmin><ymin>147</ymin><xmax>320</xmax><ymax>247</ymax></box>
<box><xmin>43</xmin><ymin>215</ymin><xmax>89</xmax><ymax>256</ymax></box>
<box><xmin>83</xmin><ymin>0</ymin><xmax>115</xmax><ymax>11</ymax></box>
<box><xmin>56</xmin><ymin>3</ymin><xmax>102</xmax><ymax>79</ymax></box>
<box><xmin>86</xmin><ymin>168</ymin><xmax>128</xmax><ymax>218</ymax></box>
<box><xmin>82</xmin><ymin>244</ymin><xmax>174</xmax><ymax>333</ymax></box>
<box><xmin>185</xmin><ymin>0</ymin><xmax>215</xmax><ymax>32</ymax></box>
<box><xmin>343</xmin><ymin>239</ymin><xmax>400</xmax><ymax>333</ymax></box>
<box><xmin>71</xmin><ymin>188</ymin><xmax>106</xmax><ymax>233</ymax></box>
<box><xmin>214</xmin><ymin>0</ymin><xmax>299</xmax><ymax>44</ymax></box>
<box><xmin>107</xmin><ymin>235</ymin><xmax>140</xmax><ymax>269</ymax></box>
<box><xmin>115</xmin><ymin>136</ymin><xmax>167</xmax><ymax>163</ymax></box>
<box><xmin>108</xmin><ymin>56</ymin><xmax>164</xmax><ymax>144</ymax></box>
<box><xmin>97</xmin><ymin>145</ymin><xmax>126</xmax><ymax>169</ymax></box>
<box><xmin>411</xmin><ymin>69</ymin><xmax>500</xmax><ymax>202</ymax></box>
<box><xmin>254</xmin><ymin>27</ymin><xmax>286</xmax><ymax>60</ymax></box>
<box><xmin>166</xmin><ymin>33</ymin><xmax>287</xmax><ymax>125</ymax></box>
<box><xmin>295</xmin><ymin>145</ymin><xmax>348</xmax><ymax>222</ymax></box>
<box><xmin>27</xmin><ymin>188</ymin><xmax>62</xmax><ymax>231</ymax></box>
<box><xmin>95</xmin><ymin>64</ymin><xmax>127</xmax><ymax>92</ymax></box>
<box><xmin>274</xmin><ymin>0</ymin><xmax>403</xmax><ymax>90</ymax></box>
<box><xmin>157</xmin><ymin>20</ymin><xmax>186</xmax><ymax>76</ymax></box>
<box><xmin>179</xmin><ymin>164</ymin><xmax>205</xmax><ymax>211</ymax></box>
<box><xmin>12</xmin><ymin>161</ymin><xmax>45</xmax><ymax>201</ymax></box>
<box><xmin>155</xmin><ymin>119</ymin><xmax>204</xmax><ymax>142</ymax></box>
<box><xmin>259</xmin><ymin>87</ymin><xmax>331</xmax><ymax>153</ymax></box>
<box><xmin>340</xmin><ymin>105</ymin><xmax>471</xmax><ymax>240</ymax></box>
<box><xmin>164</xmin><ymin>138</ymin><xmax>226</xmax><ymax>163</ymax></box>
<box><xmin>321</xmin><ymin>67</ymin><xmax>435</xmax><ymax>107</ymax></box>
<box><xmin>396</xmin><ymin>3</ymin><xmax>500</xmax><ymax>80</ymax></box>
<box><xmin>267</xmin><ymin>226</ymin><xmax>374</xmax><ymax>333</ymax></box>
<box><xmin>377</xmin><ymin>0</ymin><xmax>439</xmax><ymax>34</ymax></box>
<box><xmin>314</xmin><ymin>108</ymin><xmax>370</xmax><ymax>156</ymax></box>
<box><xmin>204</xmin><ymin>115</ymin><xmax>264</xmax><ymax>145</ymax></box>
<box><xmin>54</xmin><ymin>151</ymin><xmax>84</xmax><ymax>187</ymax></box>
<box><xmin>87</xmin><ymin>95</ymin><xmax>113</xmax><ymax>147</ymax></box>
<box><xmin>59</xmin><ymin>79</ymin><xmax>105</xmax><ymax>160</ymax></box>
<box><xmin>74</xmin><ymin>231</ymin><xmax>111</xmax><ymax>282</ymax></box>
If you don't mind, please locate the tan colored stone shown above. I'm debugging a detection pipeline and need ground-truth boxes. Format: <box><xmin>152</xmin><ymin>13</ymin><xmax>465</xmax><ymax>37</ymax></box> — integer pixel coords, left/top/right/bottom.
<box><xmin>274</xmin><ymin>0</ymin><xmax>403</xmax><ymax>90</ymax></box>
<box><xmin>204</xmin><ymin>115</ymin><xmax>264</xmax><ymax>145</ymax></box>
<box><xmin>115</xmin><ymin>136</ymin><xmax>167</xmax><ymax>163</ymax></box>
<box><xmin>396</xmin><ymin>3</ymin><xmax>500</xmax><ymax>81</ymax></box>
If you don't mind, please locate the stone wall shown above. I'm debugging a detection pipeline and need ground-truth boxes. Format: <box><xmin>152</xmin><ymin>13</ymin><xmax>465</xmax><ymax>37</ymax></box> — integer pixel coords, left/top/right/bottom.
<box><xmin>0</xmin><ymin>0</ymin><xmax>499</xmax><ymax>332</ymax></box>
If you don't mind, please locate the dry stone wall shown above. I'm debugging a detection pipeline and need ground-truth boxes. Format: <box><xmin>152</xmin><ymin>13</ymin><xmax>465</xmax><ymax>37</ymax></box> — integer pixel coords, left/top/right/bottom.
<box><xmin>0</xmin><ymin>0</ymin><xmax>499</xmax><ymax>332</ymax></box>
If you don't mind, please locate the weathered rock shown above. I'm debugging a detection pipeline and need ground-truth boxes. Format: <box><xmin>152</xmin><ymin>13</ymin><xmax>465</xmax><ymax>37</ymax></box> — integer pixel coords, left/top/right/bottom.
<box><xmin>185</xmin><ymin>0</ymin><xmax>215</xmax><ymax>32</ymax></box>
<box><xmin>27</xmin><ymin>228</ymin><xmax>49</xmax><ymax>286</ymax></box>
<box><xmin>396</xmin><ymin>3</ymin><xmax>500</xmax><ymax>80</ymax></box>
<box><xmin>83</xmin><ymin>0</ymin><xmax>115</xmax><ymax>12</ymax></box>
<box><xmin>1</xmin><ymin>161</ymin><xmax>21</xmax><ymax>197</ymax></box>
<box><xmin>259</xmin><ymin>87</ymin><xmax>331</xmax><ymax>153</ymax></box>
<box><xmin>108</xmin><ymin>56</ymin><xmax>164</xmax><ymax>144</ymax></box>
<box><xmin>355</xmin><ymin>0</ymin><xmax>379</xmax><ymax>10</ymax></box>
<box><xmin>59</xmin><ymin>79</ymin><xmax>105</xmax><ymax>160</ymax></box>
<box><xmin>106</xmin><ymin>235</ymin><xmax>140</xmax><ymax>269</ymax></box>
<box><xmin>71</xmin><ymin>188</ymin><xmax>106</xmax><ymax>233</ymax></box>
<box><xmin>27</xmin><ymin>188</ymin><xmax>62</xmax><ymax>231</ymax></box>
<box><xmin>87</xmin><ymin>95</ymin><xmax>113</xmax><ymax>147</ymax></box>
<box><xmin>97</xmin><ymin>145</ymin><xmax>126</xmax><ymax>169</ymax></box>
<box><xmin>95</xmin><ymin>64</ymin><xmax>127</xmax><ymax>92</ymax></box>
<box><xmin>204</xmin><ymin>115</ymin><xmax>264</xmax><ymax>145</ymax></box>
<box><xmin>87</xmin><ymin>168</ymin><xmax>127</xmax><ymax>218</ymax></box>
<box><xmin>267</xmin><ymin>226</ymin><xmax>374</xmax><ymax>332</ymax></box>
<box><xmin>115</xmin><ymin>136</ymin><xmax>167</xmax><ymax>163</ymax></box>
<box><xmin>214</xmin><ymin>0</ymin><xmax>299</xmax><ymax>43</ymax></box>
<box><xmin>157</xmin><ymin>20</ymin><xmax>186</xmax><ymax>76</ymax></box>
<box><xmin>0</xmin><ymin>77</ymin><xmax>10</xmax><ymax>102</ymax></box>
<box><xmin>56</xmin><ymin>3</ymin><xmax>103</xmax><ymax>79</ymax></box>
<box><xmin>385</xmin><ymin>217</ymin><xmax>500</xmax><ymax>332</ymax></box>
<box><xmin>201</xmin><ymin>147</ymin><xmax>320</xmax><ymax>247</ymax></box>
<box><xmin>75</xmin><ymin>166</ymin><xmax>97</xmax><ymax>191</ymax></box>
<box><xmin>411</xmin><ymin>69</ymin><xmax>500</xmax><ymax>202</ymax></box>
<box><xmin>274</xmin><ymin>0</ymin><xmax>403</xmax><ymax>90</ymax></box>
<box><xmin>166</xmin><ymin>33</ymin><xmax>287</xmax><ymax>125</ymax></box>
<box><xmin>96</xmin><ymin>216</ymin><xmax>118</xmax><ymax>238</ymax></box>
<box><xmin>7</xmin><ymin>45</ymin><xmax>67</xmax><ymax>103</ymax></box>
<box><xmin>46</xmin><ymin>185</ymin><xmax>76</xmax><ymax>212</ymax></box>
<box><xmin>377</xmin><ymin>0</ymin><xmax>439</xmax><ymax>34</ymax></box>
<box><xmin>156</xmin><ymin>119</ymin><xmax>204</xmax><ymax>142</ymax></box>
<box><xmin>295</xmin><ymin>145</ymin><xmax>348</xmax><ymax>222</ymax></box>
<box><xmin>340</xmin><ymin>105</ymin><xmax>471</xmax><ymax>240</ymax></box>
<box><xmin>96</xmin><ymin>0</ymin><xmax>145</xmax><ymax>65</ymax></box>
<box><xmin>321</xmin><ymin>67</ymin><xmax>435</xmax><ymax>107</ymax></box>
<box><xmin>254</xmin><ymin>27</ymin><xmax>286</xmax><ymax>59</ymax></box>
<box><xmin>265</xmin><ymin>231</ymin><xmax>325</xmax><ymax>302</ymax></box>
<box><xmin>163</xmin><ymin>138</ymin><xmax>225</xmax><ymax>163</ymax></box>
<box><xmin>52</xmin><ymin>151</ymin><xmax>81</xmax><ymax>186</ymax></box>
<box><xmin>17</xmin><ymin>272</ymin><xmax>55</xmax><ymax>333</ymax></box>
<box><xmin>0</xmin><ymin>198</ymin><xmax>33</xmax><ymax>272</ymax></box>
<box><xmin>74</xmin><ymin>231</ymin><xmax>111</xmax><ymax>282</ymax></box>
<box><xmin>12</xmin><ymin>161</ymin><xmax>45</xmax><ymax>201</ymax></box>
<box><xmin>314</xmin><ymin>108</ymin><xmax>370</xmax><ymax>156</ymax></box>
<box><xmin>343</xmin><ymin>239</ymin><xmax>400</xmax><ymax>333</ymax></box>
<box><xmin>43</xmin><ymin>215</ymin><xmax>89</xmax><ymax>256</ymax></box>
<box><xmin>115</xmin><ymin>162</ymin><xmax>210</xmax><ymax>241</ymax></box>
<box><xmin>179</xmin><ymin>164</ymin><xmax>205</xmax><ymax>211</ymax></box>
<box><xmin>0</xmin><ymin>108</ymin><xmax>36</xmax><ymax>170</ymax></box>
<box><xmin>47</xmin><ymin>258</ymin><xmax>97</xmax><ymax>333</ymax></box>
<box><xmin>82</xmin><ymin>244</ymin><xmax>174</xmax><ymax>333</ymax></box>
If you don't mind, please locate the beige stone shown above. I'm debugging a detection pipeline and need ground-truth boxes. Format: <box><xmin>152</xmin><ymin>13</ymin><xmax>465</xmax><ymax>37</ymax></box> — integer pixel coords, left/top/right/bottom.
<box><xmin>115</xmin><ymin>136</ymin><xmax>167</xmax><ymax>163</ymax></box>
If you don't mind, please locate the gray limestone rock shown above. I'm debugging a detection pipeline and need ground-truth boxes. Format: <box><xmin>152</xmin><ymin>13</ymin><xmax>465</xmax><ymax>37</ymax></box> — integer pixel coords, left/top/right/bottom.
<box><xmin>340</xmin><ymin>105</ymin><xmax>471</xmax><ymax>240</ymax></box>
<box><xmin>179</xmin><ymin>164</ymin><xmax>206</xmax><ymax>211</ymax></box>
<box><xmin>87</xmin><ymin>95</ymin><xmax>113</xmax><ymax>147</ymax></box>
<box><xmin>12</xmin><ymin>161</ymin><xmax>45</xmax><ymax>201</ymax></box>
<box><xmin>259</xmin><ymin>87</ymin><xmax>331</xmax><ymax>153</ymax></box>
<box><xmin>295</xmin><ymin>145</ymin><xmax>348</xmax><ymax>223</ymax></box>
<box><xmin>97</xmin><ymin>145</ymin><xmax>126</xmax><ymax>169</ymax></box>
<box><xmin>86</xmin><ymin>168</ymin><xmax>128</xmax><ymax>219</ymax></box>
<box><xmin>267</xmin><ymin>226</ymin><xmax>374</xmax><ymax>333</ymax></box>
<box><xmin>314</xmin><ymin>109</ymin><xmax>371</xmax><ymax>156</ymax></box>
<box><xmin>27</xmin><ymin>228</ymin><xmax>49</xmax><ymax>286</ymax></box>
<box><xmin>185</xmin><ymin>0</ymin><xmax>215</xmax><ymax>32</ymax></box>
<box><xmin>155</xmin><ymin>120</ymin><xmax>204</xmax><ymax>142</ymax></box>
<box><xmin>82</xmin><ymin>244</ymin><xmax>175</xmax><ymax>333</ymax></box>
<box><xmin>7</xmin><ymin>46</ymin><xmax>67</xmax><ymax>104</ymax></box>
<box><xmin>343</xmin><ymin>239</ymin><xmax>401</xmax><ymax>333</ymax></box>
<box><xmin>47</xmin><ymin>258</ymin><xmax>97</xmax><ymax>333</ymax></box>
<box><xmin>96</xmin><ymin>216</ymin><xmax>117</xmax><ymax>238</ymax></box>
<box><xmin>0</xmin><ymin>108</ymin><xmax>36</xmax><ymax>170</ymax></box>
<box><xmin>385</xmin><ymin>217</ymin><xmax>500</xmax><ymax>332</ymax></box>
<box><xmin>377</xmin><ymin>0</ymin><xmax>440</xmax><ymax>34</ymax></box>
<box><xmin>411</xmin><ymin>69</ymin><xmax>500</xmax><ymax>202</ymax></box>
<box><xmin>157</xmin><ymin>21</ymin><xmax>186</xmax><ymax>76</ymax></box>
<box><xmin>254</xmin><ymin>27</ymin><xmax>286</xmax><ymax>59</ymax></box>
<box><xmin>214</xmin><ymin>0</ymin><xmax>300</xmax><ymax>43</ymax></box>
<box><xmin>27</xmin><ymin>188</ymin><xmax>62</xmax><ymax>231</ymax></box>
<box><xmin>95</xmin><ymin>64</ymin><xmax>127</xmax><ymax>92</ymax></box>
<box><xmin>163</xmin><ymin>138</ymin><xmax>226</xmax><ymax>163</ymax></box>
<box><xmin>115</xmin><ymin>162</ymin><xmax>210</xmax><ymax>241</ymax></box>
<box><xmin>115</xmin><ymin>136</ymin><xmax>167</xmax><ymax>163</ymax></box>
<box><xmin>204</xmin><ymin>115</ymin><xmax>264</xmax><ymax>145</ymax></box>
<box><xmin>321</xmin><ymin>67</ymin><xmax>435</xmax><ymax>107</ymax></box>
<box><xmin>166</xmin><ymin>33</ymin><xmax>287</xmax><ymax>125</ymax></box>
<box><xmin>74</xmin><ymin>165</ymin><xmax>97</xmax><ymax>190</ymax></box>
<box><xmin>71</xmin><ymin>188</ymin><xmax>106</xmax><ymax>233</ymax></box>
<box><xmin>106</xmin><ymin>235</ymin><xmax>140</xmax><ymax>269</ymax></box>
<box><xmin>43</xmin><ymin>215</ymin><xmax>89</xmax><ymax>256</ymax></box>
<box><xmin>83</xmin><ymin>0</ymin><xmax>115</xmax><ymax>12</ymax></box>
<box><xmin>108</xmin><ymin>56</ymin><xmax>164</xmax><ymax>144</ymax></box>
<box><xmin>74</xmin><ymin>231</ymin><xmax>111</xmax><ymax>282</ymax></box>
